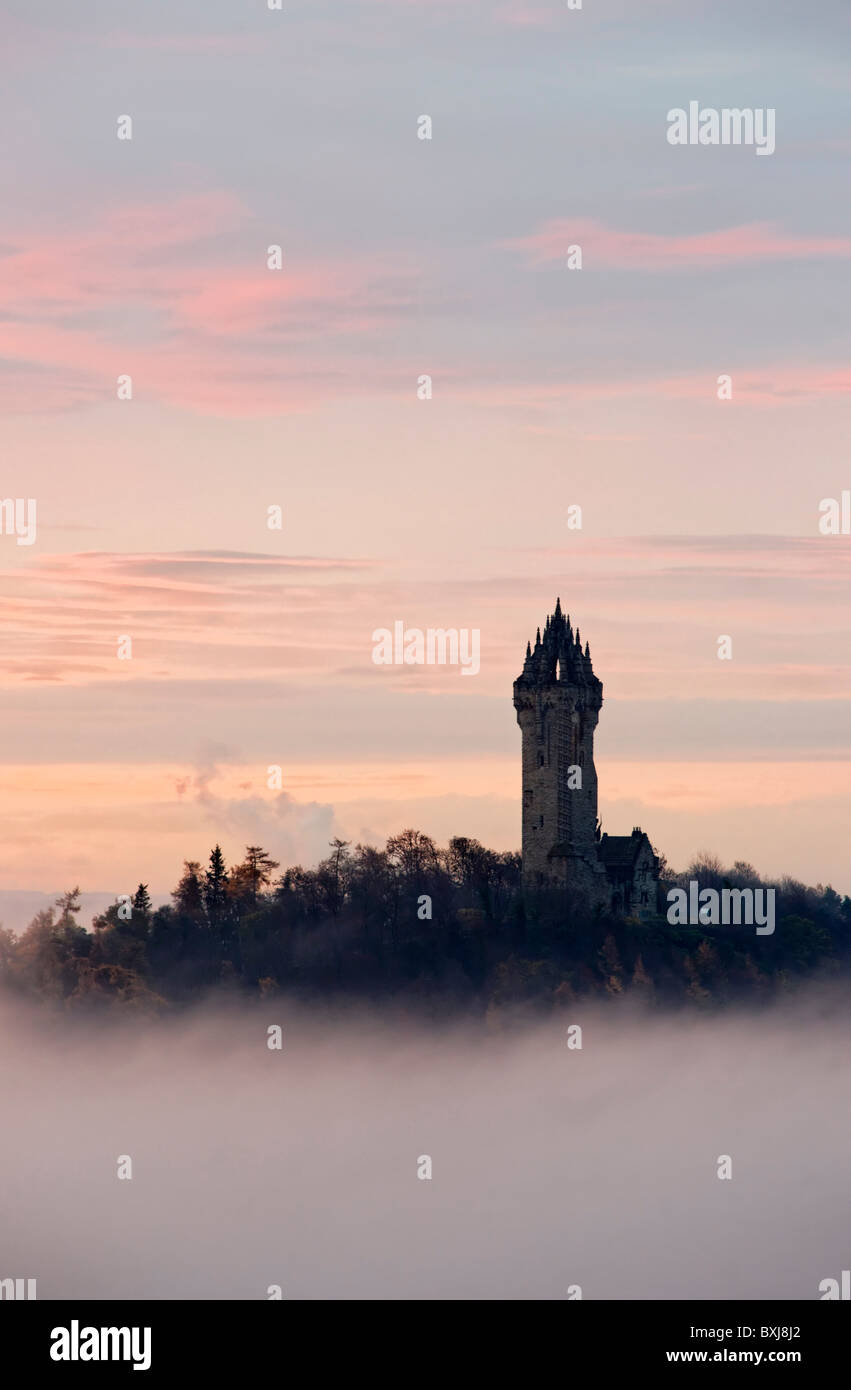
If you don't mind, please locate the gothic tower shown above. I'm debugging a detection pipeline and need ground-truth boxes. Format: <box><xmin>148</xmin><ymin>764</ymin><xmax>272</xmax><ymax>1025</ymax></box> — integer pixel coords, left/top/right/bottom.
<box><xmin>513</xmin><ymin>599</ymin><xmax>610</xmax><ymax>904</ymax></box>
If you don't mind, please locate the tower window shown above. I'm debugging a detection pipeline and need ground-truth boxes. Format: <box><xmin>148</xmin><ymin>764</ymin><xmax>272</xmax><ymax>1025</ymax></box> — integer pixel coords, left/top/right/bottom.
<box><xmin>539</xmin><ymin>815</ymin><xmax>544</xmax><ymax>827</ymax></box>
<box><xmin>539</xmin><ymin>753</ymin><xmax>545</xmax><ymax>767</ymax></box>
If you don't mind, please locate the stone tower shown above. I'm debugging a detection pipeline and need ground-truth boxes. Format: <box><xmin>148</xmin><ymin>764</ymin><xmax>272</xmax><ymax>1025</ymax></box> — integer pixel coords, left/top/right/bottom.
<box><xmin>513</xmin><ymin>599</ymin><xmax>611</xmax><ymax>905</ymax></box>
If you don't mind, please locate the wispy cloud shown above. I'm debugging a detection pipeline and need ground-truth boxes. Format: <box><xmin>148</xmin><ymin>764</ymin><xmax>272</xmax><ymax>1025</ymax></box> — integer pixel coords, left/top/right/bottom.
<box><xmin>1</xmin><ymin>538</ymin><xmax>847</xmax><ymax>694</ymax></box>
<box><xmin>505</xmin><ymin>219</ymin><xmax>851</xmax><ymax>270</ymax></box>
<box><xmin>0</xmin><ymin>196</ymin><xmax>419</xmax><ymax>416</ymax></box>
<box><xmin>452</xmin><ymin>365</ymin><xmax>851</xmax><ymax>407</ymax></box>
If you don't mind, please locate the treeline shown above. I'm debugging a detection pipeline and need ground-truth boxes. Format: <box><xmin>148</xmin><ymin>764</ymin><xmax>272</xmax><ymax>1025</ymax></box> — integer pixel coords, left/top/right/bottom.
<box><xmin>1</xmin><ymin>835</ymin><xmax>849</xmax><ymax>1017</ymax></box>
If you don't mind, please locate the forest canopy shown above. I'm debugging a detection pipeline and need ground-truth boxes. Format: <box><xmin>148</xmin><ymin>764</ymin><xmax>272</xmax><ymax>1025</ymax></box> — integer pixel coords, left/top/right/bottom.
<box><xmin>1</xmin><ymin>835</ymin><xmax>848</xmax><ymax>1016</ymax></box>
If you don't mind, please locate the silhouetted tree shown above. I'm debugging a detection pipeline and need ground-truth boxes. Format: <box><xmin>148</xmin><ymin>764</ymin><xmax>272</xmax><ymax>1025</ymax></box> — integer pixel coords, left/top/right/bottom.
<box><xmin>203</xmin><ymin>845</ymin><xmax>229</xmax><ymax>927</ymax></box>
<box><xmin>230</xmin><ymin>846</ymin><xmax>280</xmax><ymax>909</ymax></box>
<box><xmin>132</xmin><ymin>884</ymin><xmax>152</xmax><ymax>920</ymax></box>
<box><xmin>173</xmin><ymin>861</ymin><xmax>205</xmax><ymax>921</ymax></box>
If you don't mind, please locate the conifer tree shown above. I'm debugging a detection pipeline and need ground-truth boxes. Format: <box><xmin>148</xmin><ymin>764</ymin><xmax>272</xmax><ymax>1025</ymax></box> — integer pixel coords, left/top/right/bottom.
<box><xmin>204</xmin><ymin>845</ymin><xmax>229</xmax><ymax>927</ymax></box>
<box><xmin>132</xmin><ymin>884</ymin><xmax>152</xmax><ymax>920</ymax></box>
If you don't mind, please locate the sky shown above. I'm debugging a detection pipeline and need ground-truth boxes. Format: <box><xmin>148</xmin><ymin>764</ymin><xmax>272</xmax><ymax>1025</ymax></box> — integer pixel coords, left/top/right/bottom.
<box><xmin>1</xmin><ymin>0</ymin><xmax>849</xmax><ymax>905</ymax></box>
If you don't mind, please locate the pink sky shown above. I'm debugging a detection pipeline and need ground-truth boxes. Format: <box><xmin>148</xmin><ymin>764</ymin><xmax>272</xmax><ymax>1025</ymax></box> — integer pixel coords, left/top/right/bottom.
<box><xmin>1</xmin><ymin>0</ymin><xmax>849</xmax><ymax>903</ymax></box>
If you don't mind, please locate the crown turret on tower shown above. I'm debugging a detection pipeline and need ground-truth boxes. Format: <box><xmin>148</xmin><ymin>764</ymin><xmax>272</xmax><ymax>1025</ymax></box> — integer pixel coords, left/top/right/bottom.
<box><xmin>515</xmin><ymin>598</ymin><xmax>602</xmax><ymax>699</ymax></box>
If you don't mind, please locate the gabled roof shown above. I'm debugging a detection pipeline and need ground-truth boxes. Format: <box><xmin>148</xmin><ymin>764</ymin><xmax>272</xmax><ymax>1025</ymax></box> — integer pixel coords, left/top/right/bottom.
<box><xmin>597</xmin><ymin>831</ymin><xmax>651</xmax><ymax>869</ymax></box>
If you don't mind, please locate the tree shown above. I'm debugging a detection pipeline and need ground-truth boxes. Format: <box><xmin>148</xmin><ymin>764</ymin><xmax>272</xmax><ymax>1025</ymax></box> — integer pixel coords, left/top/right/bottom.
<box><xmin>387</xmin><ymin>829</ymin><xmax>439</xmax><ymax>879</ymax></box>
<box><xmin>318</xmin><ymin>839</ymin><xmax>350</xmax><ymax>918</ymax></box>
<box><xmin>0</xmin><ymin>925</ymin><xmax>15</xmax><ymax>980</ymax></box>
<box><xmin>132</xmin><ymin>884</ymin><xmax>152</xmax><ymax>920</ymax></box>
<box><xmin>231</xmin><ymin>846</ymin><xmax>280</xmax><ymax>908</ymax></box>
<box><xmin>54</xmin><ymin>888</ymin><xmax>81</xmax><ymax>929</ymax></box>
<box><xmin>348</xmin><ymin>844</ymin><xmax>394</xmax><ymax>948</ymax></box>
<box><xmin>653</xmin><ymin>846</ymin><xmax>671</xmax><ymax>884</ymax></box>
<box><xmin>173</xmin><ymin>861</ymin><xmax>205</xmax><ymax>920</ymax></box>
<box><xmin>11</xmin><ymin>904</ymin><xmax>91</xmax><ymax>1000</ymax></box>
<box><xmin>686</xmin><ymin>852</ymin><xmax>725</xmax><ymax>888</ymax></box>
<box><xmin>598</xmin><ymin>933</ymin><xmax>624</xmax><ymax>994</ymax></box>
<box><xmin>731</xmin><ymin>860</ymin><xmax>760</xmax><ymax>886</ymax></box>
<box><xmin>203</xmin><ymin>846</ymin><xmax>229</xmax><ymax>927</ymax></box>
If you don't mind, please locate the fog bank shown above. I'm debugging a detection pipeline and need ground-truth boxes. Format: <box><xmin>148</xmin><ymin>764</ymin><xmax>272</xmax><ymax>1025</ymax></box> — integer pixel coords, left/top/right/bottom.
<box><xmin>2</xmin><ymin>993</ymin><xmax>848</xmax><ymax>1299</ymax></box>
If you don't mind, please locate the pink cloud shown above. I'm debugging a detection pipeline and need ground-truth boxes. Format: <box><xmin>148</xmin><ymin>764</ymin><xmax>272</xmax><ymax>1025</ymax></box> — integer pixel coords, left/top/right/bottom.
<box><xmin>0</xmin><ymin>539</ymin><xmax>847</xmax><ymax>695</ymax></box>
<box><xmin>0</xmin><ymin>195</ymin><xmax>419</xmax><ymax>416</ymax></box>
<box><xmin>505</xmin><ymin>219</ymin><xmax>851</xmax><ymax>269</ymax></box>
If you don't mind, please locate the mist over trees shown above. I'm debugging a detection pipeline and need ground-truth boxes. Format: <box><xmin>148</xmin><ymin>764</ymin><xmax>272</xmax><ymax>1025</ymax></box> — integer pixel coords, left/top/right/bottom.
<box><xmin>1</xmin><ymin>834</ymin><xmax>849</xmax><ymax>1016</ymax></box>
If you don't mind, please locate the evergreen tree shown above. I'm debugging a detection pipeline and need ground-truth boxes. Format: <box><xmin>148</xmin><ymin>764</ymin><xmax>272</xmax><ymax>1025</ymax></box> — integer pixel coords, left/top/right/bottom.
<box><xmin>54</xmin><ymin>888</ymin><xmax>81</xmax><ymax>929</ymax></box>
<box><xmin>132</xmin><ymin>884</ymin><xmax>152</xmax><ymax>920</ymax></box>
<box><xmin>204</xmin><ymin>846</ymin><xmax>229</xmax><ymax>927</ymax></box>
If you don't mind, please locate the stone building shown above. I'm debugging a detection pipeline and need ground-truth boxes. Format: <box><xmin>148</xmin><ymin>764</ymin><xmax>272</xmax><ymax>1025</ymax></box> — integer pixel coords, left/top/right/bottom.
<box><xmin>513</xmin><ymin>599</ymin><xmax>658</xmax><ymax>917</ymax></box>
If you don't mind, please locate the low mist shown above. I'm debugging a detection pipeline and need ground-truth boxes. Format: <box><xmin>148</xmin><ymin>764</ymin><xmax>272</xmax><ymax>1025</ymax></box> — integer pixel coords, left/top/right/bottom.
<box><xmin>2</xmin><ymin>992</ymin><xmax>849</xmax><ymax>1300</ymax></box>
